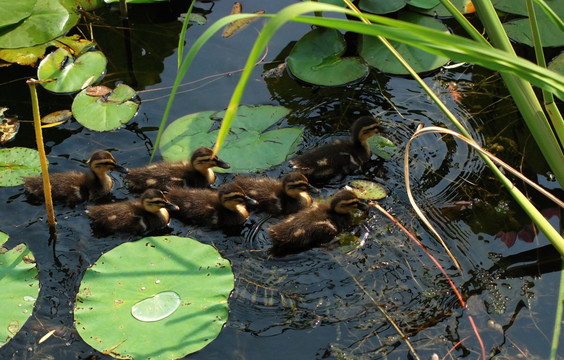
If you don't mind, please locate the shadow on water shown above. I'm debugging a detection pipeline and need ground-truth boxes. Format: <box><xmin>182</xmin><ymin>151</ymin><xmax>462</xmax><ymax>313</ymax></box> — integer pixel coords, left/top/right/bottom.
<box><xmin>0</xmin><ymin>0</ymin><xmax>563</xmax><ymax>359</ymax></box>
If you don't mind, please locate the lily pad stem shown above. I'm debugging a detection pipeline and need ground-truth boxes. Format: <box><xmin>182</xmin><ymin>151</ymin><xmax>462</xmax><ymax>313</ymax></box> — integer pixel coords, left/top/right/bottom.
<box><xmin>27</xmin><ymin>79</ymin><xmax>56</xmax><ymax>228</ymax></box>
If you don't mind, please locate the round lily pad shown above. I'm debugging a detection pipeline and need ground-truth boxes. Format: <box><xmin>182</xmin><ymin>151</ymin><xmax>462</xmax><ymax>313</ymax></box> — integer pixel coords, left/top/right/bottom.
<box><xmin>359</xmin><ymin>0</ymin><xmax>406</xmax><ymax>14</ymax></box>
<box><xmin>368</xmin><ymin>135</ymin><xmax>397</xmax><ymax>160</ymax></box>
<box><xmin>160</xmin><ymin>105</ymin><xmax>302</xmax><ymax>172</ymax></box>
<box><xmin>348</xmin><ymin>180</ymin><xmax>387</xmax><ymax>200</ymax></box>
<box><xmin>359</xmin><ymin>12</ymin><xmax>450</xmax><ymax>74</ymax></box>
<box><xmin>0</xmin><ymin>147</ymin><xmax>43</xmax><ymax>187</ymax></box>
<box><xmin>504</xmin><ymin>16</ymin><xmax>564</xmax><ymax>47</ymax></box>
<box><xmin>74</xmin><ymin>236</ymin><xmax>234</xmax><ymax>360</ymax></box>
<box><xmin>413</xmin><ymin>0</ymin><xmax>475</xmax><ymax>16</ymax></box>
<box><xmin>0</xmin><ymin>0</ymin><xmax>79</xmax><ymax>49</ymax></box>
<box><xmin>548</xmin><ymin>52</ymin><xmax>564</xmax><ymax>75</ymax></box>
<box><xmin>287</xmin><ymin>27</ymin><xmax>369</xmax><ymax>86</ymax></box>
<box><xmin>37</xmin><ymin>48</ymin><xmax>107</xmax><ymax>94</ymax></box>
<box><xmin>0</xmin><ymin>235</ymin><xmax>39</xmax><ymax>348</ymax></box>
<box><xmin>71</xmin><ymin>84</ymin><xmax>138</xmax><ymax>131</ymax></box>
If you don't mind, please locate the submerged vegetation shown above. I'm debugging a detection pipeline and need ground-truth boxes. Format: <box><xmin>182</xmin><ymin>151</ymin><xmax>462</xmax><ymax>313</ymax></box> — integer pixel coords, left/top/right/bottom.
<box><xmin>0</xmin><ymin>0</ymin><xmax>562</xmax><ymax>358</ymax></box>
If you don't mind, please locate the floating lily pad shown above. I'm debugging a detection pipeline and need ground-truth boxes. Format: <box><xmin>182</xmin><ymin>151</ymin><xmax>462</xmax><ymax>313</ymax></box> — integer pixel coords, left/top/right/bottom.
<box><xmin>413</xmin><ymin>0</ymin><xmax>475</xmax><ymax>16</ymax></box>
<box><xmin>104</xmin><ymin>0</ymin><xmax>169</xmax><ymax>3</ymax></box>
<box><xmin>406</xmin><ymin>0</ymin><xmax>440</xmax><ymax>10</ymax></box>
<box><xmin>348</xmin><ymin>180</ymin><xmax>387</xmax><ymax>200</ymax></box>
<box><xmin>71</xmin><ymin>84</ymin><xmax>138</xmax><ymax>131</ymax></box>
<box><xmin>492</xmin><ymin>0</ymin><xmax>564</xmax><ymax>16</ymax></box>
<box><xmin>548</xmin><ymin>52</ymin><xmax>564</xmax><ymax>75</ymax></box>
<box><xmin>37</xmin><ymin>48</ymin><xmax>107</xmax><ymax>94</ymax></box>
<box><xmin>503</xmin><ymin>10</ymin><xmax>564</xmax><ymax>47</ymax></box>
<box><xmin>0</xmin><ymin>147</ymin><xmax>43</xmax><ymax>187</ymax></box>
<box><xmin>160</xmin><ymin>105</ymin><xmax>302</xmax><ymax>172</ymax></box>
<box><xmin>0</xmin><ymin>44</ymin><xmax>47</xmax><ymax>67</ymax></box>
<box><xmin>368</xmin><ymin>135</ymin><xmax>397</xmax><ymax>160</ymax></box>
<box><xmin>0</xmin><ymin>236</ymin><xmax>39</xmax><ymax>348</ymax></box>
<box><xmin>74</xmin><ymin>236</ymin><xmax>234</xmax><ymax>360</ymax></box>
<box><xmin>54</xmin><ymin>35</ymin><xmax>97</xmax><ymax>57</ymax></box>
<box><xmin>287</xmin><ymin>27</ymin><xmax>369</xmax><ymax>86</ymax></box>
<box><xmin>0</xmin><ymin>0</ymin><xmax>79</xmax><ymax>49</ymax></box>
<box><xmin>359</xmin><ymin>0</ymin><xmax>407</xmax><ymax>14</ymax></box>
<box><xmin>0</xmin><ymin>108</ymin><xmax>19</xmax><ymax>144</ymax></box>
<box><xmin>359</xmin><ymin>12</ymin><xmax>450</xmax><ymax>74</ymax></box>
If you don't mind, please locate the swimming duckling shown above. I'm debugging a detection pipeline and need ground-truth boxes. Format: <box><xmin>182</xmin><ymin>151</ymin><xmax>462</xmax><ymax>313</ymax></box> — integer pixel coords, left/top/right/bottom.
<box><xmin>165</xmin><ymin>182</ymin><xmax>257</xmax><ymax>228</ymax></box>
<box><xmin>290</xmin><ymin>116</ymin><xmax>380</xmax><ymax>183</ymax></box>
<box><xmin>126</xmin><ymin>147</ymin><xmax>231</xmax><ymax>192</ymax></box>
<box><xmin>233</xmin><ymin>172</ymin><xmax>316</xmax><ymax>215</ymax></box>
<box><xmin>87</xmin><ymin>189</ymin><xmax>179</xmax><ymax>235</ymax></box>
<box><xmin>268</xmin><ymin>189</ymin><xmax>368</xmax><ymax>255</ymax></box>
<box><xmin>24</xmin><ymin>150</ymin><xmax>127</xmax><ymax>206</ymax></box>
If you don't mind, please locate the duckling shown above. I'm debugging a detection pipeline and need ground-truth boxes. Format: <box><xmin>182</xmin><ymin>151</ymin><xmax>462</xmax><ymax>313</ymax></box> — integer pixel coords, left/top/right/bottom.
<box><xmin>24</xmin><ymin>150</ymin><xmax>127</xmax><ymax>206</ymax></box>
<box><xmin>165</xmin><ymin>182</ymin><xmax>257</xmax><ymax>228</ymax></box>
<box><xmin>233</xmin><ymin>172</ymin><xmax>316</xmax><ymax>215</ymax></box>
<box><xmin>290</xmin><ymin>116</ymin><xmax>380</xmax><ymax>183</ymax></box>
<box><xmin>268</xmin><ymin>189</ymin><xmax>368</xmax><ymax>255</ymax></box>
<box><xmin>126</xmin><ymin>147</ymin><xmax>231</xmax><ymax>192</ymax></box>
<box><xmin>87</xmin><ymin>189</ymin><xmax>179</xmax><ymax>235</ymax></box>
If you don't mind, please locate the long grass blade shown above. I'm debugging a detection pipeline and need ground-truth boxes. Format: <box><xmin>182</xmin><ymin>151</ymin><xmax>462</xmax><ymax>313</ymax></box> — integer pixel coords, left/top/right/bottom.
<box><xmin>177</xmin><ymin>0</ymin><xmax>196</xmax><ymax>70</ymax></box>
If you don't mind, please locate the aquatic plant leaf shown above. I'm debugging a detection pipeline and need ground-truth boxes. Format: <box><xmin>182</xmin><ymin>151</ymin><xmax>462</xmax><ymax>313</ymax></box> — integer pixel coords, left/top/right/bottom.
<box><xmin>0</xmin><ymin>0</ymin><xmax>35</xmax><ymax>28</ymax></box>
<box><xmin>160</xmin><ymin>105</ymin><xmax>302</xmax><ymax>172</ymax></box>
<box><xmin>359</xmin><ymin>0</ymin><xmax>406</xmax><ymax>14</ymax></box>
<box><xmin>368</xmin><ymin>135</ymin><xmax>397</xmax><ymax>160</ymax></box>
<box><xmin>37</xmin><ymin>48</ymin><xmax>107</xmax><ymax>94</ymax></box>
<box><xmin>359</xmin><ymin>13</ymin><xmax>450</xmax><ymax>74</ymax></box>
<box><xmin>548</xmin><ymin>52</ymin><xmax>564</xmax><ymax>75</ymax></box>
<box><xmin>302</xmin><ymin>0</ymin><xmax>346</xmax><ymax>7</ymax></box>
<box><xmin>0</xmin><ymin>0</ymin><xmax>79</xmax><ymax>49</ymax></box>
<box><xmin>406</xmin><ymin>0</ymin><xmax>440</xmax><ymax>10</ymax></box>
<box><xmin>75</xmin><ymin>236</ymin><xmax>234</xmax><ymax>360</ymax></box>
<box><xmin>0</xmin><ymin>44</ymin><xmax>47</xmax><ymax>66</ymax></box>
<box><xmin>54</xmin><ymin>35</ymin><xmax>97</xmax><ymax>56</ymax></box>
<box><xmin>414</xmin><ymin>0</ymin><xmax>475</xmax><ymax>16</ymax></box>
<box><xmin>504</xmin><ymin>14</ymin><xmax>564</xmax><ymax>47</ymax></box>
<box><xmin>492</xmin><ymin>0</ymin><xmax>564</xmax><ymax>16</ymax></box>
<box><xmin>348</xmin><ymin>180</ymin><xmax>387</xmax><ymax>200</ymax></box>
<box><xmin>0</xmin><ymin>108</ymin><xmax>19</xmax><ymax>144</ymax></box>
<box><xmin>41</xmin><ymin>110</ymin><xmax>72</xmax><ymax>128</ymax></box>
<box><xmin>72</xmin><ymin>84</ymin><xmax>138</xmax><ymax>131</ymax></box>
<box><xmin>104</xmin><ymin>0</ymin><xmax>169</xmax><ymax>3</ymax></box>
<box><xmin>0</xmin><ymin>147</ymin><xmax>42</xmax><ymax>187</ymax></box>
<box><xmin>0</xmin><ymin>236</ymin><xmax>39</xmax><ymax>349</ymax></box>
<box><xmin>287</xmin><ymin>27</ymin><xmax>369</xmax><ymax>86</ymax></box>
<box><xmin>131</xmin><ymin>291</ymin><xmax>181</xmax><ymax>322</ymax></box>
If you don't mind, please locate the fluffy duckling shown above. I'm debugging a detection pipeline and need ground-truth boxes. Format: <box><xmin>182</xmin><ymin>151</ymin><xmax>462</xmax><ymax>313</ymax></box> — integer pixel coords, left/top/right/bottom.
<box><xmin>87</xmin><ymin>189</ymin><xmax>179</xmax><ymax>235</ymax></box>
<box><xmin>165</xmin><ymin>182</ymin><xmax>257</xmax><ymax>228</ymax></box>
<box><xmin>233</xmin><ymin>172</ymin><xmax>316</xmax><ymax>215</ymax></box>
<box><xmin>268</xmin><ymin>189</ymin><xmax>368</xmax><ymax>255</ymax></box>
<box><xmin>290</xmin><ymin>116</ymin><xmax>380</xmax><ymax>182</ymax></box>
<box><xmin>24</xmin><ymin>150</ymin><xmax>127</xmax><ymax>206</ymax></box>
<box><xmin>126</xmin><ymin>147</ymin><xmax>230</xmax><ymax>192</ymax></box>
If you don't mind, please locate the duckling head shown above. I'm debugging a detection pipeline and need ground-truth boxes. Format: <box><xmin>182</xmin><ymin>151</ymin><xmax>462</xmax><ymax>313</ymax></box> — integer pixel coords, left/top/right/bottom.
<box><xmin>141</xmin><ymin>189</ymin><xmax>180</xmax><ymax>222</ymax></box>
<box><xmin>88</xmin><ymin>150</ymin><xmax>128</xmax><ymax>176</ymax></box>
<box><xmin>282</xmin><ymin>172</ymin><xmax>317</xmax><ymax>205</ymax></box>
<box><xmin>218</xmin><ymin>183</ymin><xmax>258</xmax><ymax>219</ymax></box>
<box><xmin>330</xmin><ymin>189</ymin><xmax>368</xmax><ymax>214</ymax></box>
<box><xmin>191</xmin><ymin>147</ymin><xmax>231</xmax><ymax>183</ymax></box>
<box><xmin>350</xmin><ymin>116</ymin><xmax>380</xmax><ymax>149</ymax></box>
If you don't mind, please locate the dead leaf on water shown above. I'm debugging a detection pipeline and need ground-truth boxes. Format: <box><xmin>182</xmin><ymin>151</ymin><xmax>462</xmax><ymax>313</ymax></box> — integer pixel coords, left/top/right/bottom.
<box><xmin>41</xmin><ymin>110</ymin><xmax>73</xmax><ymax>128</ymax></box>
<box><xmin>222</xmin><ymin>2</ymin><xmax>265</xmax><ymax>38</ymax></box>
<box><xmin>0</xmin><ymin>107</ymin><xmax>19</xmax><ymax>144</ymax></box>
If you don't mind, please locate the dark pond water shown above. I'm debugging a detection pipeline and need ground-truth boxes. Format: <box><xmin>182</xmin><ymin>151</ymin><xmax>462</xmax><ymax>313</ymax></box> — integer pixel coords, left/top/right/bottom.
<box><xmin>0</xmin><ymin>0</ymin><xmax>563</xmax><ymax>359</ymax></box>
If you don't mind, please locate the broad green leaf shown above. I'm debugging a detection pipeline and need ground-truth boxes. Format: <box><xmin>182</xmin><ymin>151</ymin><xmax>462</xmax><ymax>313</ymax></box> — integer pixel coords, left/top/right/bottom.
<box><xmin>287</xmin><ymin>28</ymin><xmax>369</xmax><ymax>86</ymax></box>
<box><xmin>406</xmin><ymin>0</ymin><xmax>440</xmax><ymax>10</ymax></box>
<box><xmin>38</xmin><ymin>48</ymin><xmax>107</xmax><ymax>94</ymax></box>
<box><xmin>413</xmin><ymin>0</ymin><xmax>475</xmax><ymax>16</ymax></box>
<box><xmin>504</xmin><ymin>15</ymin><xmax>564</xmax><ymax>47</ymax></box>
<box><xmin>54</xmin><ymin>35</ymin><xmax>97</xmax><ymax>56</ymax></box>
<box><xmin>160</xmin><ymin>105</ymin><xmax>302</xmax><ymax>172</ymax></box>
<box><xmin>75</xmin><ymin>236</ymin><xmax>234</xmax><ymax>360</ymax></box>
<box><xmin>72</xmin><ymin>84</ymin><xmax>138</xmax><ymax>131</ymax></box>
<box><xmin>492</xmin><ymin>0</ymin><xmax>563</xmax><ymax>16</ymax></box>
<box><xmin>548</xmin><ymin>51</ymin><xmax>564</xmax><ymax>75</ymax></box>
<box><xmin>0</xmin><ymin>147</ymin><xmax>42</xmax><ymax>187</ymax></box>
<box><xmin>0</xmin><ymin>44</ymin><xmax>47</xmax><ymax>66</ymax></box>
<box><xmin>348</xmin><ymin>180</ymin><xmax>387</xmax><ymax>200</ymax></box>
<box><xmin>0</xmin><ymin>0</ymin><xmax>36</xmax><ymax>29</ymax></box>
<box><xmin>104</xmin><ymin>0</ymin><xmax>168</xmax><ymax>3</ymax></box>
<box><xmin>359</xmin><ymin>13</ymin><xmax>450</xmax><ymax>74</ymax></box>
<box><xmin>368</xmin><ymin>135</ymin><xmax>397</xmax><ymax>160</ymax></box>
<box><xmin>0</xmin><ymin>0</ymin><xmax>79</xmax><ymax>49</ymax></box>
<box><xmin>0</xmin><ymin>237</ymin><xmax>38</xmax><ymax>349</ymax></box>
<box><xmin>359</xmin><ymin>0</ymin><xmax>406</xmax><ymax>14</ymax></box>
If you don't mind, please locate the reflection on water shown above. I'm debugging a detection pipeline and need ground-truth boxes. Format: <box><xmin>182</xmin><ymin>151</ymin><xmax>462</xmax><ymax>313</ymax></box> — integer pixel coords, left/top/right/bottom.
<box><xmin>0</xmin><ymin>0</ymin><xmax>562</xmax><ymax>359</ymax></box>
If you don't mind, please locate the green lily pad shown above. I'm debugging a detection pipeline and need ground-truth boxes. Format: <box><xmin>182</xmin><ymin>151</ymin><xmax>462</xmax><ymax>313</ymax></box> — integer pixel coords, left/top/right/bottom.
<box><xmin>160</xmin><ymin>105</ymin><xmax>302</xmax><ymax>172</ymax></box>
<box><xmin>71</xmin><ymin>84</ymin><xmax>138</xmax><ymax>131</ymax></box>
<box><xmin>37</xmin><ymin>48</ymin><xmax>107</xmax><ymax>94</ymax></box>
<box><xmin>287</xmin><ymin>27</ymin><xmax>369</xmax><ymax>86</ymax></box>
<box><xmin>74</xmin><ymin>236</ymin><xmax>234</xmax><ymax>360</ymax></box>
<box><xmin>413</xmin><ymin>0</ymin><xmax>475</xmax><ymax>16</ymax></box>
<box><xmin>0</xmin><ymin>0</ymin><xmax>35</xmax><ymax>29</ymax></box>
<box><xmin>54</xmin><ymin>35</ymin><xmax>97</xmax><ymax>57</ymax></box>
<box><xmin>504</xmin><ymin>14</ymin><xmax>564</xmax><ymax>47</ymax></box>
<box><xmin>0</xmin><ymin>147</ymin><xmax>43</xmax><ymax>187</ymax></box>
<box><xmin>0</xmin><ymin>0</ymin><xmax>79</xmax><ymax>49</ymax></box>
<box><xmin>348</xmin><ymin>180</ymin><xmax>387</xmax><ymax>200</ymax></box>
<box><xmin>359</xmin><ymin>12</ymin><xmax>450</xmax><ymax>74</ymax></box>
<box><xmin>368</xmin><ymin>135</ymin><xmax>397</xmax><ymax>160</ymax></box>
<box><xmin>492</xmin><ymin>0</ymin><xmax>563</xmax><ymax>16</ymax></box>
<box><xmin>104</xmin><ymin>0</ymin><xmax>169</xmax><ymax>3</ymax></box>
<box><xmin>0</xmin><ymin>43</ymin><xmax>48</xmax><ymax>66</ymax></box>
<box><xmin>406</xmin><ymin>0</ymin><xmax>440</xmax><ymax>10</ymax></box>
<box><xmin>548</xmin><ymin>51</ymin><xmax>564</xmax><ymax>75</ymax></box>
<box><xmin>0</xmin><ymin>236</ymin><xmax>39</xmax><ymax>349</ymax></box>
<box><xmin>359</xmin><ymin>0</ymin><xmax>406</xmax><ymax>14</ymax></box>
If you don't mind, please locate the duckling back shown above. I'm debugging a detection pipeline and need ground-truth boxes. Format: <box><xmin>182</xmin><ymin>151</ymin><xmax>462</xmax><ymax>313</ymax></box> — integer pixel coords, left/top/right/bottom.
<box><xmin>165</xmin><ymin>186</ymin><xmax>220</xmax><ymax>225</ymax></box>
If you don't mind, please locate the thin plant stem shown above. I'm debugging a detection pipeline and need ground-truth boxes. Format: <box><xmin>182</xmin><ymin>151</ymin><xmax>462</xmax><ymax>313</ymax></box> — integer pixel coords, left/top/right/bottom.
<box><xmin>27</xmin><ymin>79</ymin><xmax>56</xmax><ymax>227</ymax></box>
<box><xmin>550</xmin><ymin>261</ymin><xmax>564</xmax><ymax>359</ymax></box>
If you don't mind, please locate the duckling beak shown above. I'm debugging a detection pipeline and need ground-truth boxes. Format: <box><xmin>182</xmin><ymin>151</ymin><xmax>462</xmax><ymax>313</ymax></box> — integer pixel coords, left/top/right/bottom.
<box><xmin>164</xmin><ymin>201</ymin><xmax>180</xmax><ymax>212</ymax></box>
<box><xmin>215</xmin><ymin>158</ymin><xmax>231</xmax><ymax>169</ymax></box>
<box><xmin>112</xmin><ymin>163</ymin><xmax>129</xmax><ymax>174</ymax></box>
<box><xmin>244</xmin><ymin>195</ymin><xmax>258</xmax><ymax>207</ymax></box>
